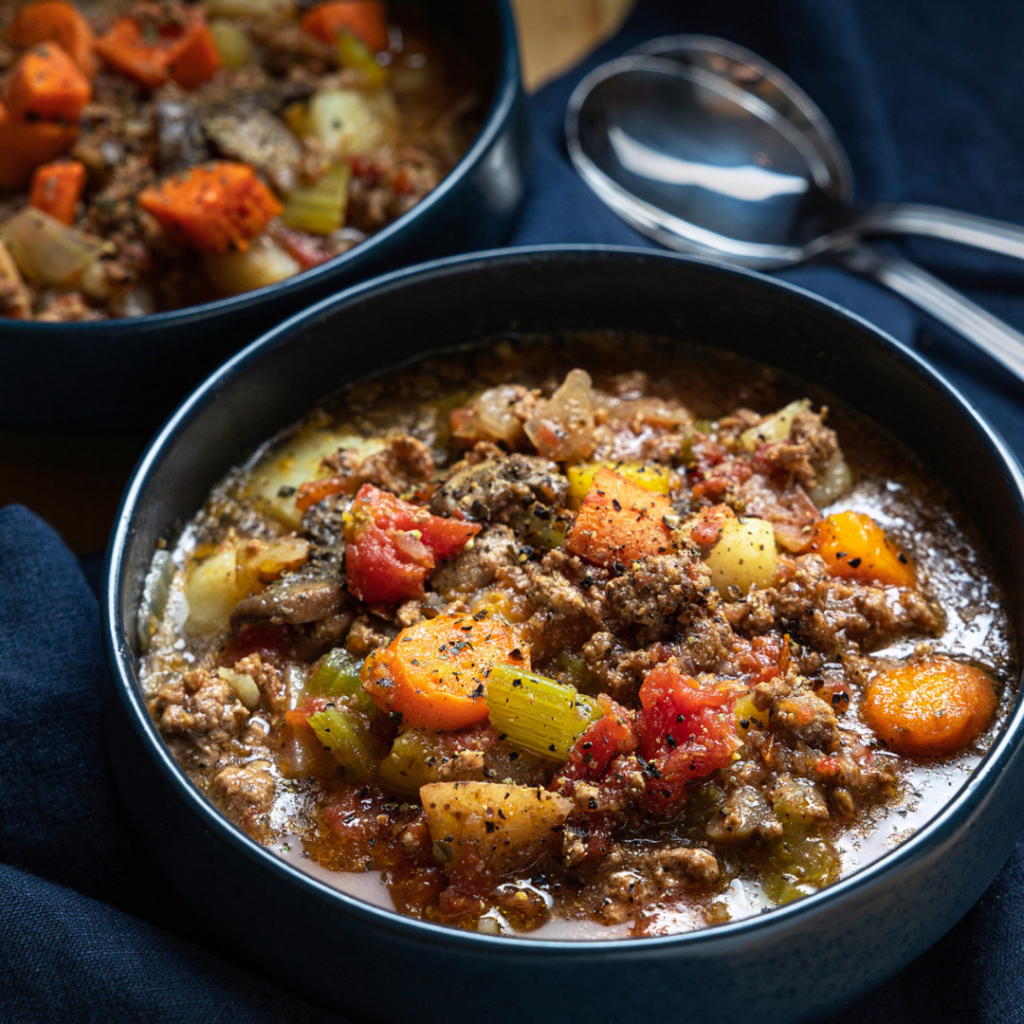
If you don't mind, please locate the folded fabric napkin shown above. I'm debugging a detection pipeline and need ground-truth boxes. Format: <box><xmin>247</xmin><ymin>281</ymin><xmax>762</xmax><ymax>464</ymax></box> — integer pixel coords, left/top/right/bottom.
<box><xmin>4</xmin><ymin>1</ymin><xmax>1024</xmax><ymax>1021</ymax></box>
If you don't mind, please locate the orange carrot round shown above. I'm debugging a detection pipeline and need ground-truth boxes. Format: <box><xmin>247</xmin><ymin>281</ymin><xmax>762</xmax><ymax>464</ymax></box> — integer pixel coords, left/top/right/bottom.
<box><xmin>809</xmin><ymin>510</ymin><xmax>915</xmax><ymax>588</ymax></box>
<box><xmin>29</xmin><ymin>159</ymin><xmax>86</xmax><ymax>225</ymax></box>
<box><xmin>863</xmin><ymin>658</ymin><xmax>997</xmax><ymax>756</ymax></box>
<box><xmin>361</xmin><ymin>611</ymin><xmax>529</xmax><ymax>730</ymax></box>
<box><xmin>300</xmin><ymin>1</ymin><xmax>390</xmax><ymax>51</ymax></box>
<box><xmin>9</xmin><ymin>1</ymin><xmax>97</xmax><ymax>77</ymax></box>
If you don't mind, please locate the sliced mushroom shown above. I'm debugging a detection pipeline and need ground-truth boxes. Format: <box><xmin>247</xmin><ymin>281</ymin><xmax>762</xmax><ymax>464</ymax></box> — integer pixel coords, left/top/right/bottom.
<box><xmin>230</xmin><ymin>579</ymin><xmax>343</xmax><ymax>627</ymax></box>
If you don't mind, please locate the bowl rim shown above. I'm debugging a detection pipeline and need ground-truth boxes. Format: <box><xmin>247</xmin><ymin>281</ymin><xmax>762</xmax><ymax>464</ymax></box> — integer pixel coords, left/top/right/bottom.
<box><xmin>13</xmin><ymin>0</ymin><xmax>521</xmax><ymax>336</ymax></box>
<box><xmin>103</xmin><ymin>243</ymin><xmax>1024</xmax><ymax>955</ymax></box>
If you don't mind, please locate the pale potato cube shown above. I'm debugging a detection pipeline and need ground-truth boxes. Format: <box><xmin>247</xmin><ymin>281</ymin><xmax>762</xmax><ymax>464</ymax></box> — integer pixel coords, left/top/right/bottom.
<box><xmin>420</xmin><ymin>782</ymin><xmax>572</xmax><ymax>878</ymax></box>
<box><xmin>250</xmin><ymin>430</ymin><xmax>385</xmax><ymax>528</ymax></box>
<box><xmin>184</xmin><ymin>542</ymin><xmax>241</xmax><ymax>635</ymax></box>
<box><xmin>308</xmin><ymin>89</ymin><xmax>397</xmax><ymax>158</ymax></box>
<box><xmin>703</xmin><ymin>515</ymin><xmax>778</xmax><ymax>597</ymax></box>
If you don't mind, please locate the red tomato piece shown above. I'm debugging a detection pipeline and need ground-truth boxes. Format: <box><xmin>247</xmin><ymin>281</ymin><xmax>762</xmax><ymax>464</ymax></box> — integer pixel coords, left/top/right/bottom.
<box><xmin>344</xmin><ymin>484</ymin><xmax>480</xmax><ymax>603</ymax></box>
<box><xmin>561</xmin><ymin>694</ymin><xmax>639</xmax><ymax>783</ymax></box>
<box><xmin>637</xmin><ymin>663</ymin><xmax>742</xmax><ymax>813</ymax></box>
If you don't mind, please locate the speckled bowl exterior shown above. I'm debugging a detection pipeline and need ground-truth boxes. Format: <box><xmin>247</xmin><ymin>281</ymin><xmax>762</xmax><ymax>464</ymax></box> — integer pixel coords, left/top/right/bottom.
<box><xmin>103</xmin><ymin>247</ymin><xmax>1024</xmax><ymax>1024</ymax></box>
<box><xmin>1</xmin><ymin>0</ymin><xmax>528</xmax><ymax>431</ymax></box>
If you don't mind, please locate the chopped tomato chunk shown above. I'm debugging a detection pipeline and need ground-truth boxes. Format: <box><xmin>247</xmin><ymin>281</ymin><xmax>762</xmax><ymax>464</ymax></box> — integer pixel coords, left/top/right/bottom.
<box><xmin>344</xmin><ymin>484</ymin><xmax>480</xmax><ymax>603</ymax></box>
<box><xmin>637</xmin><ymin>663</ymin><xmax>742</xmax><ymax>813</ymax></box>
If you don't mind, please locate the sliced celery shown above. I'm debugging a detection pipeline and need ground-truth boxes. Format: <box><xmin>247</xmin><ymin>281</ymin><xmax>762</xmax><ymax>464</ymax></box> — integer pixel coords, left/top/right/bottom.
<box><xmin>307</xmin><ymin>704</ymin><xmax>376</xmax><ymax>779</ymax></box>
<box><xmin>338</xmin><ymin>31</ymin><xmax>389</xmax><ymax>89</ymax></box>
<box><xmin>485</xmin><ymin>664</ymin><xmax>601</xmax><ymax>761</ymax></box>
<box><xmin>280</xmin><ymin>164</ymin><xmax>351</xmax><ymax>235</ymax></box>
<box><xmin>379</xmin><ymin>730</ymin><xmax>447</xmax><ymax>795</ymax></box>
<box><xmin>208</xmin><ymin>20</ymin><xmax>252</xmax><ymax>69</ymax></box>
<box><xmin>308</xmin><ymin>647</ymin><xmax>363</xmax><ymax>697</ymax></box>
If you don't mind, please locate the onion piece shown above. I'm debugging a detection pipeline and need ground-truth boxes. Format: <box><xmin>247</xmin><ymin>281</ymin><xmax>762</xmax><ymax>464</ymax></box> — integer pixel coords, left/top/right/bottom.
<box><xmin>1</xmin><ymin>208</ymin><xmax>112</xmax><ymax>288</ymax></box>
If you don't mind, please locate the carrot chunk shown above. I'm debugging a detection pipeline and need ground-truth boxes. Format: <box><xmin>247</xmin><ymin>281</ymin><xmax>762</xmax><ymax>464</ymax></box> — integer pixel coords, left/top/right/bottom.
<box><xmin>300</xmin><ymin>1</ymin><xmax>390</xmax><ymax>51</ymax></box>
<box><xmin>94</xmin><ymin>17</ymin><xmax>173</xmax><ymax>90</ymax></box>
<box><xmin>565</xmin><ymin>466</ymin><xmax>676</xmax><ymax>567</ymax></box>
<box><xmin>863</xmin><ymin>658</ymin><xmax>997</xmax><ymax>756</ymax></box>
<box><xmin>809</xmin><ymin>510</ymin><xmax>915</xmax><ymax>588</ymax></box>
<box><xmin>168</xmin><ymin>21</ymin><xmax>222</xmax><ymax>90</ymax></box>
<box><xmin>9</xmin><ymin>1</ymin><xmax>96</xmax><ymax>77</ymax></box>
<box><xmin>0</xmin><ymin>102</ymin><xmax>77</xmax><ymax>188</ymax></box>
<box><xmin>139</xmin><ymin>162</ymin><xmax>282</xmax><ymax>254</ymax></box>
<box><xmin>4</xmin><ymin>44</ymin><xmax>91</xmax><ymax>122</ymax></box>
<box><xmin>361</xmin><ymin>611</ymin><xmax>530</xmax><ymax>730</ymax></box>
<box><xmin>29</xmin><ymin>159</ymin><xmax>86</xmax><ymax>224</ymax></box>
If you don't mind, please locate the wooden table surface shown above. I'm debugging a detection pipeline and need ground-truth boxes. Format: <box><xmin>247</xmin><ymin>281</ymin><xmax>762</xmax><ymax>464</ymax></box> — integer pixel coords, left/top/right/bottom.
<box><xmin>0</xmin><ymin>0</ymin><xmax>638</xmax><ymax>556</ymax></box>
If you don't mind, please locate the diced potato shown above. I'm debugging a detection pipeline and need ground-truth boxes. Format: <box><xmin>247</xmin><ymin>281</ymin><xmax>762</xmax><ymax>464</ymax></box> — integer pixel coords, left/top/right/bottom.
<box><xmin>703</xmin><ymin>515</ymin><xmax>778</xmax><ymax>597</ymax></box>
<box><xmin>250</xmin><ymin>429</ymin><xmax>385</xmax><ymax>528</ymax></box>
<box><xmin>184</xmin><ymin>541</ymin><xmax>241</xmax><ymax>635</ymax></box>
<box><xmin>306</xmin><ymin>88</ymin><xmax>396</xmax><ymax>157</ymax></box>
<box><xmin>566</xmin><ymin>461</ymin><xmax>672</xmax><ymax>508</ymax></box>
<box><xmin>420</xmin><ymin>781</ymin><xmax>572</xmax><ymax>877</ymax></box>
<box><xmin>204</xmin><ymin>235</ymin><xmax>302</xmax><ymax>297</ymax></box>
<box><xmin>808</xmin><ymin>451</ymin><xmax>853</xmax><ymax>507</ymax></box>
<box><xmin>235</xmin><ymin>535</ymin><xmax>309</xmax><ymax>595</ymax></box>
<box><xmin>739</xmin><ymin>399</ymin><xmax>811</xmax><ymax>451</ymax></box>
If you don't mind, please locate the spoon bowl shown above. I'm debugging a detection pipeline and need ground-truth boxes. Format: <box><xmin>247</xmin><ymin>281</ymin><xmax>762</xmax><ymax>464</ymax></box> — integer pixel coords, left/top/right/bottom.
<box><xmin>566</xmin><ymin>44</ymin><xmax>1024</xmax><ymax>384</ymax></box>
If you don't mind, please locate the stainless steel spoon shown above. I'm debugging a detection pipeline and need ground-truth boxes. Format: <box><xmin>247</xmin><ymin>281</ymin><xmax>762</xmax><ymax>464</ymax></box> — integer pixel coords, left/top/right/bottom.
<box><xmin>566</xmin><ymin>48</ymin><xmax>1024</xmax><ymax>383</ymax></box>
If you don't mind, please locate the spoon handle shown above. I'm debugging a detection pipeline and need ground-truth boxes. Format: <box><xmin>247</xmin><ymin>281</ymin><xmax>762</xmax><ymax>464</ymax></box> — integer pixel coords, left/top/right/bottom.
<box><xmin>855</xmin><ymin>203</ymin><xmax>1024</xmax><ymax>263</ymax></box>
<box><xmin>837</xmin><ymin>244</ymin><xmax>1024</xmax><ymax>384</ymax></box>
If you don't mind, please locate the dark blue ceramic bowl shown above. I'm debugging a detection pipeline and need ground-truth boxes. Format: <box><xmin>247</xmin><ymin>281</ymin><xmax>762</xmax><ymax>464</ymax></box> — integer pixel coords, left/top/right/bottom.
<box><xmin>3</xmin><ymin>0</ymin><xmax>528</xmax><ymax>432</ymax></box>
<box><xmin>103</xmin><ymin>247</ymin><xmax>1024</xmax><ymax>1024</ymax></box>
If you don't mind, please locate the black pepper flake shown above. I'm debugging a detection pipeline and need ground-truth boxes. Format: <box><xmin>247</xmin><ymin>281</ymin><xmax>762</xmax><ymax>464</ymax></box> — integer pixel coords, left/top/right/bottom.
<box><xmin>508</xmin><ymin>751</ymin><xmax>520</xmax><ymax>761</ymax></box>
<box><xmin>612</xmin><ymin>498</ymin><xmax>622</xmax><ymax>512</ymax></box>
<box><xmin>472</xmin><ymin>683</ymin><xmax>485</xmax><ymax>698</ymax></box>
<box><xmin>588</xmin><ymin>797</ymin><xmax>598</xmax><ymax>810</ymax></box>
<box><xmin>848</xmin><ymin>557</ymin><xmax>862</xmax><ymax>568</ymax></box>
<box><xmin>484</xmin><ymin>821</ymin><xmax>496</xmax><ymax>834</ymax></box>
<box><xmin>277</xmin><ymin>485</ymin><xmax>297</xmax><ymax>497</ymax></box>
<box><xmin>898</xmin><ymin>552</ymin><xmax>909</xmax><ymax>564</ymax></box>
<box><xmin>666</xmin><ymin>734</ymin><xmax>677</xmax><ymax>749</ymax></box>
<box><xmin>389</xmin><ymin>710</ymin><xmax>404</xmax><ymax>725</ymax></box>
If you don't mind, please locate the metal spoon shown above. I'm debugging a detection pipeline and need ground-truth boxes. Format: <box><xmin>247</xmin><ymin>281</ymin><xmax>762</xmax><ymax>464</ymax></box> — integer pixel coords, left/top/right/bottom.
<box><xmin>566</xmin><ymin>49</ymin><xmax>1024</xmax><ymax>383</ymax></box>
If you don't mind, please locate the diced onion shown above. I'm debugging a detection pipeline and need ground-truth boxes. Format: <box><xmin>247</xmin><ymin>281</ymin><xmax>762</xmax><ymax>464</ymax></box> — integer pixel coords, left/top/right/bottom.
<box><xmin>1</xmin><ymin>208</ymin><xmax>111</xmax><ymax>288</ymax></box>
<box><xmin>204</xmin><ymin>234</ymin><xmax>301</xmax><ymax>296</ymax></box>
<box><xmin>217</xmin><ymin>667</ymin><xmax>261</xmax><ymax>710</ymax></box>
<box><xmin>809</xmin><ymin>451</ymin><xmax>854</xmax><ymax>507</ymax></box>
<box><xmin>740</xmin><ymin>399</ymin><xmax>811</xmax><ymax>451</ymax></box>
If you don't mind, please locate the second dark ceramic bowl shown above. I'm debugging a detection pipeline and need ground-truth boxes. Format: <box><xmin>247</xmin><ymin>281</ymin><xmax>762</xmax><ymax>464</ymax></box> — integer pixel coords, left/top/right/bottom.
<box><xmin>103</xmin><ymin>247</ymin><xmax>1024</xmax><ymax>1024</ymax></box>
<box><xmin>2</xmin><ymin>0</ymin><xmax>528</xmax><ymax>432</ymax></box>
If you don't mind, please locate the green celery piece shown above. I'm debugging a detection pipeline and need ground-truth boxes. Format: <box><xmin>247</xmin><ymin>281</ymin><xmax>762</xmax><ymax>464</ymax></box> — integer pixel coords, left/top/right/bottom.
<box><xmin>281</xmin><ymin>164</ymin><xmax>351</xmax><ymax>235</ymax></box>
<box><xmin>309</xmin><ymin>647</ymin><xmax>363</xmax><ymax>697</ymax></box>
<box><xmin>485</xmin><ymin>663</ymin><xmax>602</xmax><ymax>761</ymax></box>
<box><xmin>307</xmin><ymin>704</ymin><xmax>376</xmax><ymax>778</ymax></box>
<box><xmin>379</xmin><ymin>730</ymin><xmax>448</xmax><ymax>795</ymax></box>
<box><xmin>337</xmin><ymin>30</ymin><xmax>389</xmax><ymax>88</ymax></box>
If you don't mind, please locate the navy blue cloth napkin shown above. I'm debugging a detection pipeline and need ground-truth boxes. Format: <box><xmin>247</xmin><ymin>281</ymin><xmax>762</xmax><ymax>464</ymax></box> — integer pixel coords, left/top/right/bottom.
<box><xmin>5</xmin><ymin>1</ymin><xmax>1024</xmax><ymax>1021</ymax></box>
